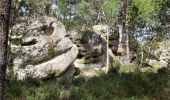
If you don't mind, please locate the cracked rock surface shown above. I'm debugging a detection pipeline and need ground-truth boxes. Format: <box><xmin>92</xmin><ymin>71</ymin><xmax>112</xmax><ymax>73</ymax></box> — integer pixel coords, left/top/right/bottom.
<box><xmin>10</xmin><ymin>17</ymin><xmax>78</xmax><ymax>80</ymax></box>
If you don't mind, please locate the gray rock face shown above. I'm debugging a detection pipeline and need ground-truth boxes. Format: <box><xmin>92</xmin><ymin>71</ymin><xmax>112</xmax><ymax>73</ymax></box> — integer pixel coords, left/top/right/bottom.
<box><xmin>146</xmin><ymin>40</ymin><xmax>170</xmax><ymax>69</ymax></box>
<box><xmin>67</xmin><ymin>27</ymin><xmax>107</xmax><ymax>70</ymax></box>
<box><xmin>67</xmin><ymin>25</ymin><xmax>120</xmax><ymax>77</ymax></box>
<box><xmin>67</xmin><ymin>30</ymin><xmax>105</xmax><ymax>60</ymax></box>
<box><xmin>10</xmin><ymin>17</ymin><xmax>78</xmax><ymax>80</ymax></box>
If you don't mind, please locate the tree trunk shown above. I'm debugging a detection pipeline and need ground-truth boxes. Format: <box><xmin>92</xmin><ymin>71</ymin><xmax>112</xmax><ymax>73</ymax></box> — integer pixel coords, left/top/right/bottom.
<box><xmin>140</xmin><ymin>46</ymin><xmax>144</xmax><ymax>67</ymax></box>
<box><xmin>0</xmin><ymin>0</ymin><xmax>12</xmax><ymax>99</ymax></box>
<box><xmin>117</xmin><ymin>25</ymin><xmax>124</xmax><ymax>55</ymax></box>
<box><xmin>124</xmin><ymin>0</ymin><xmax>130</xmax><ymax>63</ymax></box>
<box><xmin>106</xmin><ymin>28</ymin><xmax>109</xmax><ymax>73</ymax></box>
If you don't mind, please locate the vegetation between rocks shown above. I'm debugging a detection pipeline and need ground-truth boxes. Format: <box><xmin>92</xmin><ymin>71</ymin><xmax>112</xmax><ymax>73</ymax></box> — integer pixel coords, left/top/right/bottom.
<box><xmin>5</xmin><ymin>68</ymin><xmax>170</xmax><ymax>100</ymax></box>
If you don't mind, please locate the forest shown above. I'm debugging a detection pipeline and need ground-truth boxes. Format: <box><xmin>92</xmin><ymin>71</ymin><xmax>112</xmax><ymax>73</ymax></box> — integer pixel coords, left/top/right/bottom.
<box><xmin>0</xmin><ymin>0</ymin><xmax>170</xmax><ymax>100</ymax></box>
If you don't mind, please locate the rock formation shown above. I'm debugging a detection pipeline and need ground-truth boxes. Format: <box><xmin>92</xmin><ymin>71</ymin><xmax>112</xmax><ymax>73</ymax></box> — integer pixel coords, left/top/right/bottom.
<box><xmin>145</xmin><ymin>40</ymin><xmax>170</xmax><ymax>69</ymax></box>
<box><xmin>67</xmin><ymin>25</ymin><xmax>120</xmax><ymax>77</ymax></box>
<box><xmin>10</xmin><ymin>17</ymin><xmax>78</xmax><ymax>80</ymax></box>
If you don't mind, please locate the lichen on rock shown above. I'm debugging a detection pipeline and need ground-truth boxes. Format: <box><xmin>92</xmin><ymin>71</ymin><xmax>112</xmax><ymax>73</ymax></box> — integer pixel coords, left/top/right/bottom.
<box><xmin>10</xmin><ymin>17</ymin><xmax>78</xmax><ymax>80</ymax></box>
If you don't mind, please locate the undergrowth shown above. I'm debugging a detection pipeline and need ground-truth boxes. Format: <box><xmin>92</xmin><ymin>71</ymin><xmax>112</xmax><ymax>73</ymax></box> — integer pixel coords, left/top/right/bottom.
<box><xmin>5</xmin><ymin>68</ymin><xmax>170</xmax><ymax>100</ymax></box>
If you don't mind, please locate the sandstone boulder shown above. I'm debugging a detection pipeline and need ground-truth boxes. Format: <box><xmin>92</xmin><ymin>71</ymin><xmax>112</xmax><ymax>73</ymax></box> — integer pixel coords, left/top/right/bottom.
<box><xmin>145</xmin><ymin>40</ymin><xmax>170</xmax><ymax>69</ymax></box>
<box><xmin>10</xmin><ymin>17</ymin><xmax>78</xmax><ymax>80</ymax></box>
<box><xmin>67</xmin><ymin>25</ymin><xmax>121</xmax><ymax>77</ymax></box>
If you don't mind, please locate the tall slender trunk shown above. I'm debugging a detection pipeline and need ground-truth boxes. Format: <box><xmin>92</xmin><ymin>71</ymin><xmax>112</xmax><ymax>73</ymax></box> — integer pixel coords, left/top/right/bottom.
<box><xmin>124</xmin><ymin>0</ymin><xmax>130</xmax><ymax>62</ymax></box>
<box><xmin>0</xmin><ymin>0</ymin><xmax>11</xmax><ymax>99</ymax></box>
<box><xmin>106</xmin><ymin>28</ymin><xmax>109</xmax><ymax>73</ymax></box>
<box><xmin>140</xmin><ymin>46</ymin><xmax>143</xmax><ymax>67</ymax></box>
<box><xmin>117</xmin><ymin>25</ymin><xmax>123</xmax><ymax>54</ymax></box>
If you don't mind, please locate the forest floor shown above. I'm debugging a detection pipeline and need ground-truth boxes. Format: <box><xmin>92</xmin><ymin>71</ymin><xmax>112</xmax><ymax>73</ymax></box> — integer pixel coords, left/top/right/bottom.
<box><xmin>5</xmin><ymin>67</ymin><xmax>170</xmax><ymax>100</ymax></box>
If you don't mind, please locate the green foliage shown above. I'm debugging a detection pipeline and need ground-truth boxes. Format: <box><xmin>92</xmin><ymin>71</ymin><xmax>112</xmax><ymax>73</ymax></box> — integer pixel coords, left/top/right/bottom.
<box><xmin>104</xmin><ymin>0</ymin><xmax>119</xmax><ymax>19</ymax></box>
<box><xmin>58</xmin><ymin>0</ymin><xmax>118</xmax><ymax>30</ymax></box>
<box><xmin>69</xmin><ymin>87</ymin><xmax>90</xmax><ymax>100</ymax></box>
<box><xmin>132</xmin><ymin>0</ymin><xmax>155</xmax><ymax>18</ymax></box>
<box><xmin>73</xmin><ymin>76</ymin><xmax>86</xmax><ymax>87</ymax></box>
<box><xmin>129</xmin><ymin>0</ymin><xmax>164</xmax><ymax>28</ymax></box>
<box><xmin>48</xmin><ymin>45</ymin><xmax>55</xmax><ymax>56</ymax></box>
<box><xmin>58</xmin><ymin>0</ymin><xmax>94</xmax><ymax>30</ymax></box>
<box><xmin>19</xmin><ymin>0</ymin><xmax>38</xmax><ymax>16</ymax></box>
<box><xmin>158</xmin><ymin>0</ymin><xmax>170</xmax><ymax>25</ymax></box>
<box><xmin>58</xmin><ymin>0</ymin><xmax>71</xmax><ymax>17</ymax></box>
<box><xmin>58</xmin><ymin>76</ymin><xmax>73</xmax><ymax>89</ymax></box>
<box><xmin>76</xmin><ymin>0</ymin><xmax>92</xmax><ymax>22</ymax></box>
<box><xmin>5</xmin><ymin>70</ymin><xmax>170</xmax><ymax>100</ymax></box>
<box><xmin>42</xmin><ymin>0</ymin><xmax>49</xmax><ymax>4</ymax></box>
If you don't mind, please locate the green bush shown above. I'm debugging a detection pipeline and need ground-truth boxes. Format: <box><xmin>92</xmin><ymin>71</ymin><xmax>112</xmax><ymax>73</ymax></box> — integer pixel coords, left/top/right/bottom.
<box><xmin>70</xmin><ymin>87</ymin><xmax>90</xmax><ymax>100</ymax></box>
<box><xmin>58</xmin><ymin>76</ymin><xmax>73</xmax><ymax>89</ymax></box>
<box><xmin>73</xmin><ymin>76</ymin><xmax>86</xmax><ymax>87</ymax></box>
<box><xmin>5</xmin><ymin>69</ymin><xmax>170</xmax><ymax>100</ymax></box>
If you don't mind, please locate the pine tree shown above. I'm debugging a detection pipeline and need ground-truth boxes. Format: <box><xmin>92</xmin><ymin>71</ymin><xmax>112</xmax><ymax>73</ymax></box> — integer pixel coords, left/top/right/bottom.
<box><xmin>124</xmin><ymin>0</ymin><xmax>130</xmax><ymax>62</ymax></box>
<box><xmin>0</xmin><ymin>0</ymin><xmax>12</xmax><ymax>99</ymax></box>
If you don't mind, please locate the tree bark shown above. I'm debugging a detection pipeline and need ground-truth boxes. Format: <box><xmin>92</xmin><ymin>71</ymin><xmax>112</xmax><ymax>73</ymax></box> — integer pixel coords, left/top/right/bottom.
<box><xmin>0</xmin><ymin>0</ymin><xmax>12</xmax><ymax>99</ymax></box>
<box><xmin>124</xmin><ymin>0</ymin><xmax>130</xmax><ymax>62</ymax></box>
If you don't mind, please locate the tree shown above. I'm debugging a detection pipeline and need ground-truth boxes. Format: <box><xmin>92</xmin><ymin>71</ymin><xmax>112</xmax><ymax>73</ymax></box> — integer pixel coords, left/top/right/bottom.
<box><xmin>115</xmin><ymin>0</ymin><xmax>164</xmax><ymax>64</ymax></box>
<box><xmin>0</xmin><ymin>0</ymin><xmax>12</xmax><ymax>99</ymax></box>
<box><xmin>128</xmin><ymin>0</ymin><xmax>164</xmax><ymax>66</ymax></box>
<box><xmin>124</xmin><ymin>0</ymin><xmax>129</xmax><ymax>62</ymax></box>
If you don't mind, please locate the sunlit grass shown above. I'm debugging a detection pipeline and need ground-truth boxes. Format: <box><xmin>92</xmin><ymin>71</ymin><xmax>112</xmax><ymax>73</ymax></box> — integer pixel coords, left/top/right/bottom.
<box><xmin>5</xmin><ymin>68</ymin><xmax>170</xmax><ymax>100</ymax></box>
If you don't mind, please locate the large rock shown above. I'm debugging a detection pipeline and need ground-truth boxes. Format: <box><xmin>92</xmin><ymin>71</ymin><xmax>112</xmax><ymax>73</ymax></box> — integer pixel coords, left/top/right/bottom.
<box><xmin>145</xmin><ymin>40</ymin><xmax>170</xmax><ymax>69</ymax></box>
<box><xmin>67</xmin><ymin>25</ymin><xmax>121</xmax><ymax>77</ymax></box>
<box><xmin>10</xmin><ymin>17</ymin><xmax>78</xmax><ymax>80</ymax></box>
<box><xmin>93</xmin><ymin>25</ymin><xmax>120</xmax><ymax>54</ymax></box>
<box><xmin>68</xmin><ymin>29</ymin><xmax>107</xmax><ymax>69</ymax></box>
